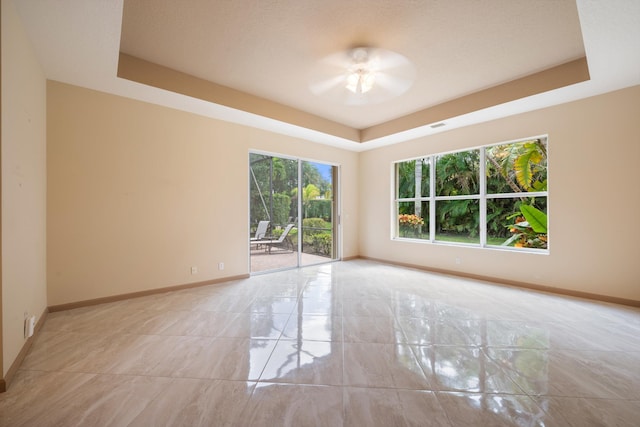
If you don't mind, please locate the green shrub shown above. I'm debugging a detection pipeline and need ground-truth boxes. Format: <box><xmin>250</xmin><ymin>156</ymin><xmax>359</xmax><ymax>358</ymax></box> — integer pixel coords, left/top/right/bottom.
<box><xmin>311</xmin><ymin>232</ymin><xmax>332</xmax><ymax>255</ymax></box>
<box><xmin>302</xmin><ymin>217</ymin><xmax>329</xmax><ymax>230</ymax></box>
<box><xmin>272</xmin><ymin>193</ymin><xmax>291</xmax><ymax>226</ymax></box>
<box><xmin>306</xmin><ymin>200</ymin><xmax>332</xmax><ymax>221</ymax></box>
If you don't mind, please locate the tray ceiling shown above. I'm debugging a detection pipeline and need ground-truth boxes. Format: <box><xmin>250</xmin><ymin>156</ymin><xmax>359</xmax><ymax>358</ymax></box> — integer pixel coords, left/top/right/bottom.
<box><xmin>13</xmin><ymin>0</ymin><xmax>640</xmax><ymax>150</ymax></box>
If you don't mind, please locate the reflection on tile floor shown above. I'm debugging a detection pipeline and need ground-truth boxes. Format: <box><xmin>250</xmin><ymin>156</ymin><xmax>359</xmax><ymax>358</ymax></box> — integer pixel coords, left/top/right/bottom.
<box><xmin>1</xmin><ymin>259</ymin><xmax>639</xmax><ymax>426</ymax></box>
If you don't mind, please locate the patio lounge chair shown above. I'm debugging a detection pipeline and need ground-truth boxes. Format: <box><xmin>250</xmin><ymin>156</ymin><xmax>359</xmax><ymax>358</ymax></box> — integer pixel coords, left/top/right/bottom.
<box><xmin>261</xmin><ymin>223</ymin><xmax>296</xmax><ymax>253</ymax></box>
<box><xmin>250</xmin><ymin>220</ymin><xmax>270</xmax><ymax>242</ymax></box>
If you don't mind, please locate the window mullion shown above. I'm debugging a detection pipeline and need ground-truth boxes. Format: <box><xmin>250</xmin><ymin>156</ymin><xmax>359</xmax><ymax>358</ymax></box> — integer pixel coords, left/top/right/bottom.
<box><xmin>479</xmin><ymin>147</ymin><xmax>487</xmax><ymax>247</ymax></box>
<box><xmin>393</xmin><ymin>163</ymin><xmax>399</xmax><ymax>239</ymax></box>
<box><xmin>434</xmin><ymin>195</ymin><xmax>481</xmax><ymax>201</ymax></box>
<box><xmin>487</xmin><ymin>191</ymin><xmax>547</xmax><ymax>199</ymax></box>
<box><xmin>393</xmin><ymin>136</ymin><xmax>547</xmax><ymax>252</ymax></box>
<box><xmin>429</xmin><ymin>156</ymin><xmax>435</xmax><ymax>242</ymax></box>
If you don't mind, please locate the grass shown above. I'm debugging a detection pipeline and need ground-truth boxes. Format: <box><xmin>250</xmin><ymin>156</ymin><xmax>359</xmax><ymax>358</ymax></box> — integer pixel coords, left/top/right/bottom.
<box><xmin>399</xmin><ymin>230</ymin><xmax>509</xmax><ymax>246</ymax></box>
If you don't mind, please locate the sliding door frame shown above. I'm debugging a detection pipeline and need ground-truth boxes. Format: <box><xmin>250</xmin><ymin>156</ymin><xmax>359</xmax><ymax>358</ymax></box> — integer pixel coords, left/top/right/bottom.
<box><xmin>248</xmin><ymin>150</ymin><xmax>341</xmax><ymax>274</ymax></box>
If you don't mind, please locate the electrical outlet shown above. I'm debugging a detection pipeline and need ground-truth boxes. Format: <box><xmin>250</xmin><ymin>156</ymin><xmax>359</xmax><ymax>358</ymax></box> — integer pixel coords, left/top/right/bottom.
<box><xmin>218</xmin><ymin>262</ymin><xmax>224</xmax><ymax>271</ymax></box>
<box><xmin>27</xmin><ymin>316</ymin><xmax>36</xmax><ymax>338</ymax></box>
<box><xmin>23</xmin><ymin>313</ymin><xmax>35</xmax><ymax>338</ymax></box>
<box><xmin>191</xmin><ymin>266</ymin><xmax>198</xmax><ymax>275</ymax></box>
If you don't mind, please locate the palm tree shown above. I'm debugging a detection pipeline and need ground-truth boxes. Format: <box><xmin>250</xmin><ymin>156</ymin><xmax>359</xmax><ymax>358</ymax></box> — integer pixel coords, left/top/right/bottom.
<box><xmin>435</xmin><ymin>151</ymin><xmax>480</xmax><ymax>196</ymax></box>
<box><xmin>486</xmin><ymin>139</ymin><xmax>547</xmax><ymax>193</ymax></box>
<box><xmin>302</xmin><ymin>184</ymin><xmax>320</xmax><ymax>217</ymax></box>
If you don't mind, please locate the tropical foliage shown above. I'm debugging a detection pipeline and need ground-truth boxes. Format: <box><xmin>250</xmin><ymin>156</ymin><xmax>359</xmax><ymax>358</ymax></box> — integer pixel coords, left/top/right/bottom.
<box><xmin>306</xmin><ymin>199</ymin><xmax>332</xmax><ymax>222</ymax></box>
<box><xmin>271</xmin><ymin>193</ymin><xmax>291</xmax><ymax>226</ymax></box>
<box><xmin>301</xmin><ymin>218</ymin><xmax>332</xmax><ymax>255</ymax></box>
<box><xmin>503</xmin><ymin>205</ymin><xmax>548</xmax><ymax>249</ymax></box>
<box><xmin>250</xmin><ymin>154</ymin><xmax>331</xmax><ymax>228</ymax></box>
<box><xmin>250</xmin><ymin>154</ymin><xmax>334</xmax><ymax>257</ymax></box>
<box><xmin>436</xmin><ymin>150</ymin><xmax>480</xmax><ymax>196</ymax></box>
<box><xmin>486</xmin><ymin>139</ymin><xmax>547</xmax><ymax>193</ymax></box>
<box><xmin>396</xmin><ymin>138</ymin><xmax>548</xmax><ymax>249</ymax></box>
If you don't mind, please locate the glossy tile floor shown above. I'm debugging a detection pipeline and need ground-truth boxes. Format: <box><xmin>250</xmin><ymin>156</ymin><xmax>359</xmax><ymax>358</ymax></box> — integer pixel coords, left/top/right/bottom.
<box><xmin>2</xmin><ymin>260</ymin><xmax>639</xmax><ymax>426</ymax></box>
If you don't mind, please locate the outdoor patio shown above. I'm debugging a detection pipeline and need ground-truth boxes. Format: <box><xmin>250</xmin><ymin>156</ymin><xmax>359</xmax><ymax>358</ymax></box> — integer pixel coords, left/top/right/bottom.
<box><xmin>250</xmin><ymin>247</ymin><xmax>332</xmax><ymax>273</ymax></box>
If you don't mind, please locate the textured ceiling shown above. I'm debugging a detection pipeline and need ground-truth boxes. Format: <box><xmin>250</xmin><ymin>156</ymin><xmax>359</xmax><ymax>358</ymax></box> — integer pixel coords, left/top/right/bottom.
<box><xmin>120</xmin><ymin>0</ymin><xmax>586</xmax><ymax>129</ymax></box>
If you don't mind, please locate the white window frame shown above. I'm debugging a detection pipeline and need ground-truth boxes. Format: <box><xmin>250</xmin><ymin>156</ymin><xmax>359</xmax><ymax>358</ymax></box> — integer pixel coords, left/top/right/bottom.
<box><xmin>392</xmin><ymin>136</ymin><xmax>549</xmax><ymax>253</ymax></box>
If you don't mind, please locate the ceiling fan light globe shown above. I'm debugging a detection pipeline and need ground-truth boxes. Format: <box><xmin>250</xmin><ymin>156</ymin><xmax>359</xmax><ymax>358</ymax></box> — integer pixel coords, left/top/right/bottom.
<box><xmin>346</xmin><ymin>72</ymin><xmax>360</xmax><ymax>93</ymax></box>
<box><xmin>346</xmin><ymin>69</ymin><xmax>375</xmax><ymax>94</ymax></box>
<box><xmin>311</xmin><ymin>47</ymin><xmax>414</xmax><ymax>105</ymax></box>
<box><xmin>361</xmin><ymin>72</ymin><xmax>376</xmax><ymax>93</ymax></box>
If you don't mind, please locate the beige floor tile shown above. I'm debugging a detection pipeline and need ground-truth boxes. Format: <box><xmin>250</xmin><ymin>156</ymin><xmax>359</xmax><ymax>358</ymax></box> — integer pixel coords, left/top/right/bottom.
<box><xmin>343</xmin><ymin>315</ymin><xmax>404</xmax><ymax>343</ymax></box>
<box><xmin>109</xmin><ymin>335</ymin><xmax>216</xmax><ymax>377</ymax></box>
<box><xmin>436</xmin><ymin>391</ymin><xmax>566</xmax><ymax>427</ymax></box>
<box><xmin>281</xmin><ymin>314</ymin><xmax>343</xmax><ymax>341</ymax></box>
<box><xmin>247</xmin><ymin>296</ymin><xmax>300</xmax><ymax>314</ymax></box>
<box><xmin>397</xmin><ymin>316</ymin><xmax>435</xmax><ymax>345</ymax></box>
<box><xmin>488</xmin><ymin>348</ymin><xmax>640</xmax><ymax>399</ymax></box>
<box><xmin>43</xmin><ymin>304</ymin><xmax>153</xmax><ymax>335</ymax></box>
<box><xmin>4</xmin><ymin>259</ymin><xmax>640</xmax><ymax>426</ymax></box>
<box><xmin>218</xmin><ymin>312</ymin><xmax>290</xmax><ymax>339</ymax></box>
<box><xmin>343</xmin><ymin>342</ymin><xmax>431</xmax><ymax>389</ymax></box>
<box><xmin>344</xmin><ymin>387</ymin><xmax>452</xmax><ymax>427</ymax></box>
<box><xmin>164</xmin><ymin>337</ymin><xmax>278</xmax><ymax>381</ymax></box>
<box><xmin>389</xmin><ymin>293</ymin><xmax>436</xmax><ymax>318</ymax></box>
<box><xmin>292</xmin><ymin>296</ymin><xmax>343</xmax><ymax>316</ymax></box>
<box><xmin>153</xmin><ymin>310</ymin><xmax>240</xmax><ymax>337</ymax></box>
<box><xmin>342</xmin><ymin>297</ymin><xmax>393</xmax><ymax>317</ymax></box>
<box><xmin>412</xmin><ymin>345</ymin><xmax>525</xmax><ymax>394</ymax></box>
<box><xmin>128</xmin><ymin>379</ymin><xmax>255</xmax><ymax>427</ymax></box>
<box><xmin>534</xmin><ymin>396</ymin><xmax>640</xmax><ymax>427</ymax></box>
<box><xmin>484</xmin><ymin>320</ymin><xmax>551</xmax><ymax>349</ymax></box>
<box><xmin>21</xmin><ymin>331</ymin><xmax>120</xmax><ymax>373</ymax></box>
<box><xmin>426</xmin><ymin>318</ymin><xmax>485</xmax><ymax>346</ymax></box>
<box><xmin>299</xmin><ymin>284</ymin><xmax>339</xmax><ymax>300</ymax></box>
<box><xmin>191</xmin><ymin>292</ymin><xmax>256</xmax><ymax>312</ymax></box>
<box><xmin>546</xmin><ymin>320</ymin><xmax>640</xmax><ymax>351</ymax></box>
<box><xmin>0</xmin><ymin>370</ymin><xmax>98</xmax><ymax>427</ymax></box>
<box><xmin>238</xmin><ymin>383</ymin><xmax>343</xmax><ymax>427</ymax></box>
<box><xmin>260</xmin><ymin>340</ymin><xmax>343</xmax><ymax>385</ymax></box>
<box><xmin>0</xmin><ymin>371</ymin><xmax>171</xmax><ymax>427</ymax></box>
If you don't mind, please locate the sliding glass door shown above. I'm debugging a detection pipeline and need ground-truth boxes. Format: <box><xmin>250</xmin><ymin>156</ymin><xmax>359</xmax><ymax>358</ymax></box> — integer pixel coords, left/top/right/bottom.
<box><xmin>249</xmin><ymin>153</ymin><xmax>338</xmax><ymax>273</ymax></box>
<box><xmin>300</xmin><ymin>160</ymin><xmax>337</xmax><ymax>265</ymax></box>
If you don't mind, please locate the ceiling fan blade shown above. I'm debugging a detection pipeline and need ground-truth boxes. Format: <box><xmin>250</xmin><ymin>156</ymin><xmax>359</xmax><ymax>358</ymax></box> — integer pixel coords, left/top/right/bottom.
<box><xmin>317</xmin><ymin>50</ymin><xmax>353</xmax><ymax>69</ymax></box>
<box><xmin>309</xmin><ymin>47</ymin><xmax>416</xmax><ymax>105</ymax></box>
<box><xmin>309</xmin><ymin>74</ymin><xmax>345</xmax><ymax>95</ymax></box>
<box><xmin>369</xmin><ymin>48</ymin><xmax>413</xmax><ymax>72</ymax></box>
<box><xmin>375</xmin><ymin>73</ymin><xmax>414</xmax><ymax>94</ymax></box>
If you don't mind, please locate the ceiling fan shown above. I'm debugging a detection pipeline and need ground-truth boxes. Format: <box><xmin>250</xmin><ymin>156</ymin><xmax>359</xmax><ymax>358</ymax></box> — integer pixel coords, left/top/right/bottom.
<box><xmin>309</xmin><ymin>47</ymin><xmax>416</xmax><ymax>106</ymax></box>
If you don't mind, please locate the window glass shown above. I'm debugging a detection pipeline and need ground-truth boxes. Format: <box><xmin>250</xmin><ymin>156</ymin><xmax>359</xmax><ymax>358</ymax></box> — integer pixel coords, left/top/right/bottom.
<box><xmin>435</xmin><ymin>200</ymin><xmax>480</xmax><ymax>244</ymax></box>
<box><xmin>488</xmin><ymin>197</ymin><xmax>548</xmax><ymax>249</ymax></box>
<box><xmin>396</xmin><ymin>159</ymin><xmax>429</xmax><ymax>199</ymax></box>
<box><xmin>435</xmin><ymin>150</ymin><xmax>480</xmax><ymax>196</ymax></box>
<box><xmin>486</xmin><ymin>140</ymin><xmax>547</xmax><ymax>194</ymax></box>
<box><xmin>398</xmin><ymin>201</ymin><xmax>429</xmax><ymax>239</ymax></box>
<box><xmin>394</xmin><ymin>138</ymin><xmax>548</xmax><ymax>251</ymax></box>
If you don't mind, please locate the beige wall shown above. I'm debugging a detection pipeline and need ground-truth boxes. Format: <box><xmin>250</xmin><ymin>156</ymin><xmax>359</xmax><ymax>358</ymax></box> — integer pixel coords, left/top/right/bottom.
<box><xmin>46</xmin><ymin>82</ymin><xmax>640</xmax><ymax>306</ymax></box>
<box><xmin>359</xmin><ymin>85</ymin><xmax>640</xmax><ymax>302</ymax></box>
<box><xmin>1</xmin><ymin>0</ymin><xmax>48</xmax><ymax>376</ymax></box>
<box><xmin>47</xmin><ymin>81</ymin><xmax>359</xmax><ymax>306</ymax></box>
